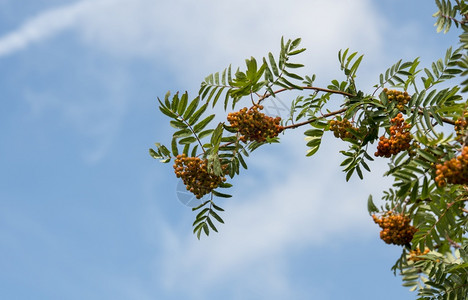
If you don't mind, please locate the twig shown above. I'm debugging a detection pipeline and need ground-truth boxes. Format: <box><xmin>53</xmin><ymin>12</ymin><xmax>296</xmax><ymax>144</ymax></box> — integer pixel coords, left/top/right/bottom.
<box><xmin>259</xmin><ymin>86</ymin><xmax>355</xmax><ymax>104</ymax></box>
<box><xmin>440</xmin><ymin>13</ymin><xmax>467</xmax><ymax>25</ymax></box>
<box><xmin>282</xmin><ymin>108</ymin><xmax>347</xmax><ymax>130</ymax></box>
<box><xmin>446</xmin><ymin>234</ymin><xmax>462</xmax><ymax>249</ymax></box>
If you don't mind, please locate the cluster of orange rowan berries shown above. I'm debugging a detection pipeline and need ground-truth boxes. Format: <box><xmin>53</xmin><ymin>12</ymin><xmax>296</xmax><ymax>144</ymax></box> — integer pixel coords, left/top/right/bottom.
<box><xmin>455</xmin><ymin>115</ymin><xmax>467</xmax><ymax>143</ymax></box>
<box><xmin>372</xmin><ymin>213</ymin><xmax>418</xmax><ymax>245</ymax></box>
<box><xmin>227</xmin><ymin>105</ymin><xmax>283</xmax><ymax>143</ymax></box>
<box><xmin>375</xmin><ymin>113</ymin><xmax>412</xmax><ymax>157</ymax></box>
<box><xmin>173</xmin><ymin>154</ymin><xmax>227</xmax><ymax>199</ymax></box>
<box><xmin>384</xmin><ymin>88</ymin><xmax>411</xmax><ymax>111</ymax></box>
<box><xmin>408</xmin><ymin>247</ymin><xmax>430</xmax><ymax>262</ymax></box>
<box><xmin>329</xmin><ymin>118</ymin><xmax>358</xmax><ymax>140</ymax></box>
<box><xmin>434</xmin><ymin>146</ymin><xmax>468</xmax><ymax>187</ymax></box>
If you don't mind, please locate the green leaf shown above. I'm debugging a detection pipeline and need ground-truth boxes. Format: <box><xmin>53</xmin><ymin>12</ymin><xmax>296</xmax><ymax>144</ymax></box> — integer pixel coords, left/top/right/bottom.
<box><xmin>304</xmin><ymin>129</ymin><xmax>323</xmax><ymax>136</ymax></box>
<box><xmin>268</xmin><ymin>53</ymin><xmax>279</xmax><ymax>77</ymax></box>
<box><xmin>177</xmin><ymin>92</ymin><xmax>188</xmax><ymax>115</ymax></box>
<box><xmin>421</xmin><ymin>176</ymin><xmax>430</xmax><ymax>199</ymax></box>
<box><xmin>288</xmin><ymin>48</ymin><xmax>306</xmax><ymax>55</ymax></box>
<box><xmin>171</xmin><ymin>93</ymin><xmax>180</xmax><ymax>112</ymax></box>
<box><xmin>284</xmin><ymin>70</ymin><xmax>304</xmax><ymax>80</ymax></box>
<box><xmin>212</xmin><ymin>190</ymin><xmax>232</xmax><ymax>198</ymax></box>
<box><xmin>210</xmin><ymin>209</ymin><xmax>225</xmax><ymax>223</ymax></box>
<box><xmin>158</xmin><ymin>102</ymin><xmax>178</xmax><ymax>119</ymax></box>
<box><xmin>350</xmin><ymin>54</ymin><xmax>364</xmax><ymax>74</ymax></box>
<box><xmin>345</xmin><ymin>169</ymin><xmax>354</xmax><ymax>181</ymax></box>
<box><xmin>192</xmin><ymin>215</ymin><xmax>207</xmax><ymax>226</ymax></box>
<box><xmin>206</xmin><ymin>217</ymin><xmax>218</xmax><ymax>232</ymax></box>
<box><xmin>198</xmin><ymin>129</ymin><xmax>214</xmax><ymax>140</ymax></box>
<box><xmin>182</xmin><ymin>143</ymin><xmax>190</xmax><ymax>155</ymax></box>
<box><xmin>356</xmin><ymin>165</ymin><xmax>363</xmax><ymax>179</ymax></box>
<box><xmin>279</xmin><ymin>77</ymin><xmax>303</xmax><ymax>90</ymax></box>
<box><xmin>285</xmin><ymin>62</ymin><xmax>304</xmax><ymax>68</ymax></box>
<box><xmin>170</xmin><ymin>120</ymin><xmax>187</xmax><ymax>129</ymax></box>
<box><xmin>171</xmin><ymin>137</ymin><xmax>179</xmax><ymax>156</ymax></box>
<box><xmin>238</xmin><ymin>153</ymin><xmax>248</xmax><ymax>169</ymax></box>
<box><xmin>193</xmin><ymin>114</ymin><xmax>215</xmax><ymax>133</ymax></box>
<box><xmin>212</xmin><ymin>87</ymin><xmax>225</xmax><ymax>107</ymax></box>
<box><xmin>183</xmin><ymin>96</ymin><xmax>200</xmax><ymax>119</ymax></box>
<box><xmin>367</xmin><ymin>195</ymin><xmax>379</xmax><ymax>214</ymax></box>
<box><xmin>188</xmin><ymin>103</ymin><xmax>208</xmax><ymax>125</ymax></box>
<box><xmin>192</xmin><ymin>200</ymin><xmax>209</xmax><ymax>211</ymax></box>
<box><xmin>149</xmin><ymin>148</ymin><xmax>159</xmax><ymax>159</ymax></box>
<box><xmin>212</xmin><ymin>202</ymin><xmax>225</xmax><ymax>212</ymax></box>
<box><xmin>291</xmin><ymin>37</ymin><xmax>301</xmax><ymax>48</ymax></box>
<box><xmin>179</xmin><ymin>136</ymin><xmax>197</xmax><ymax>145</ymax></box>
<box><xmin>162</xmin><ymin>91</ymin><xmax>171</xmax><ymax>107</ymax></box>
<box><xmin>417</xmin><ymin>149</ymin><xmax>437</xmax><ymax>163</ymax></box>
<box><xmin>173</xmin><ymin>129</ymin><xmax>192</xmax><ymax>138</ymax></box>
<box><xmin>202</xmin><ymin>223</ymin><xmax>209</xmax><ymax>236</ymax></box>
<box><xmin>193</xmin><ymin>221</ymin><xmax>205</xmax><ymax>233</ymax></box>
<box><xmin>195</xmin><ymin>208</ymin><xmax>210</xmax><ymax>221</ymax></box>
<box><xmin>304</xmin><ymin>128</ymin><xmax>323</xmax><ymax>157</ymax></box>
<box><xmin>211</xmin><ymin>123</ymin><xmax>224</xmax><ymax>153</ymax></box>
<box><xmin>191</xmin><ymin>145</ymin><xmax>198</xmax><ymax>157</ymax></box>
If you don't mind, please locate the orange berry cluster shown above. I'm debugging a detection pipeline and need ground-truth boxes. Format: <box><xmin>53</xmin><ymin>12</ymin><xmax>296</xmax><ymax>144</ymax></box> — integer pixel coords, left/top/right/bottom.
<box><xmin>227</xmin><ymin>105</ymin><xmax>283</xmax><ymax>143</ymax></box>
<box><xmin>173</xmin><ymin>154</ymin><xmax>227</xmax><ymax>199</ymax></box>
<box><xmin>329</xmin><ymin>118</ymin><xmax>358</xmax><ymax>140</ymax></box>
<box><xmin>375</xmin><ymin>113</ymin><xmax>412</xmax><ymax>157</ymax></box>
<box><xmin>384</xmin><ymin>88</ymin><xmax>411</xmax><ymax>111</ymax></box>
<box><xmin>372</xmin><ymin>213</ymin><xmax>418</xmax><ymax>245</ymax></box>
<box><xmin>408</xmin><ymin>247</ymin><xmax>430</xmax><ymax>262</ymax></box>
<box><xmin>455</xmin><ymin>115</ymin><xmax>467</xmax><ymax>143</ymax></box>
<box><xmin>434</xmin><ymin>146</ymin><xmax>468</xmax><ymax>187</ymax></box>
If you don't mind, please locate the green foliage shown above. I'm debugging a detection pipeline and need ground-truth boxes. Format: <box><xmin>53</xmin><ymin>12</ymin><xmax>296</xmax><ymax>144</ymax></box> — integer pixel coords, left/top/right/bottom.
<box><xmin>150</xmin><ymin>1</ymin><xmax>468</xmax><ymax>297</ymax></box>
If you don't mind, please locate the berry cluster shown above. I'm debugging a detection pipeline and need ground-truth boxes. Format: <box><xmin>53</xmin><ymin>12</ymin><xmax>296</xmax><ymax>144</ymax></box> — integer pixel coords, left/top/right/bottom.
<box><xmin>173</xmin><ymin>154</ymin><xmax>227</xmax><ymax>199</ymax></box>
<box><xmin>408</xmin><ymin>247</ymin><xmax>430</xmax><ymax>262</ymax></box>
<box><xmin>434</xmin><ymin>146</ymin><xmax>468</xmax><ymax>187</ymax></box>
<box><xmin>455</xmin><ymin>115</ymin><xmax>467</xmax><ymax>143</ymax></box>
<box><xmin>375</xmin><ymin>113</ymin><xmax>412</xmax><ymax>157</ymax></box>
<box><xmin>227</xmin><ymin>105</ymin><xmax>283</xmax><ymax>143</ymax></box>
<box><xmin>372</xmin><ymin>213</ymin><xmax>418</xmax><ymax>245</ymax></box>
<box><xmin>384</xmin><ymin>88</ymin><xmax>411</xmax><ymax>111</ymax></box>
<box><xmin>329</xmin><ymin>118</ymin><xmax>358</xmax><ymax>140</ymax></box>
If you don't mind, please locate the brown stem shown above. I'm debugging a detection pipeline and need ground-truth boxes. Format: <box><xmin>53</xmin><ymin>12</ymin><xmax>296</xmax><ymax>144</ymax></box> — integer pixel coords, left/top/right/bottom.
<box><xmin>415</xmin><ymin>108</ymin><xmax>456</xmax><ymax>126</ymax></box>
<box><xmin>440</xmin><ymin>13</ymin><xmax>466</xmax><ymax>25</ymax></box>
<box><xmin>176</xmin><ymin>112</ymin><xmax>206</xmax><ymax>155</ymax></box>
<box><xmin>259</xmin><ymin>86</ymin><xmax>355</xmax><ymax>104</ymax></box>
<box><xmin>282</xmin><ymin>108</ymin><xmax>347</xmax><ymax>130</ymax></box>
<box><xmin>445</xmin><ymin>234</ymin><xmax>462</xmax><ymax>249</ymax></box>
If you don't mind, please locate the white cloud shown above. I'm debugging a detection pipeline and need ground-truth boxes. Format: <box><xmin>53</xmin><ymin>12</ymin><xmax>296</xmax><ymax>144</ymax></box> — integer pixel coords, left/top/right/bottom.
<box><xmin>76</xmin><ymin>0</ymin><xmax>385</xmax><ymax>82</ymax></box>
<box><xmin>0</xmin><ymin>0</ymin><xmax>384</xmax><ymax>78</ymax></box>
<box><xmin>0</xmin><ymin>0</ymin><xmax>98</xmax><ymax>56</ymax></box>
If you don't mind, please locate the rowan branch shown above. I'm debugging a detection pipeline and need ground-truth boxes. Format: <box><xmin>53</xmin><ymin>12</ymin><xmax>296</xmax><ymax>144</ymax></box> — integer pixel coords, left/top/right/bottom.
<box><xmin>283</xmin><ymin>108</ymin><xmax>347</xmax><ymax>130</ymax></box>
<box><xmin>258</xmin><ymin>86</ymin><xmax>355</xmax><ymax>104</ymax></box>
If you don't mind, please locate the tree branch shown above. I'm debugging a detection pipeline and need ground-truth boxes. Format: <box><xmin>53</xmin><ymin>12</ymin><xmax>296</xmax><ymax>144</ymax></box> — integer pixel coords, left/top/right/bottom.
<box><xmin>259</xmin><ymin>86</ymin><xmax>355</xmax><ymax>104</ymax></box>
<box><xmin>440</xmin><ymin>13</ymin><xmax>467</xmax><ymax>25</ymax></box>
<box><xmin>282</xmin><ymin>108</ymin><xmax>347</xmax><ymax>130</ymax></box>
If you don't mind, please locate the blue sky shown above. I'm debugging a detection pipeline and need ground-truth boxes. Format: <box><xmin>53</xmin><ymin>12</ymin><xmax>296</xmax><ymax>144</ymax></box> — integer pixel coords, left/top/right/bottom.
<box><xmin>0</xmin><ymin>0</ymin><xmax>462</xmax><ymax>299</ymax></box>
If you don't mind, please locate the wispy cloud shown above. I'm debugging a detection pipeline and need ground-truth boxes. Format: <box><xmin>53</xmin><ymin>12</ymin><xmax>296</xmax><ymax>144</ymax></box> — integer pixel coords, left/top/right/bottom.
<box><xmin>0</xmin><ymin>0</ymin><xmax>97</xmax><ymax>57</ymax></box>
<box><xmin>75</xmin><ymin>0</ymin><xmax>385</xmax><ymax>81</ymax></box>
<box><xmin>0</xmin><ymin>0</ymin><xmax>384</xmax><ymax>74</ymax></box>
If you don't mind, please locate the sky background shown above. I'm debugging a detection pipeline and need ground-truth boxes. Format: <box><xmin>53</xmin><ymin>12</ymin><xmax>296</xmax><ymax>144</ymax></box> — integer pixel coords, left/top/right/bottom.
<box><xmin>0</xmin><ymin>0</ymin><xmax>462</xmax><ymax>299</ymax></box>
